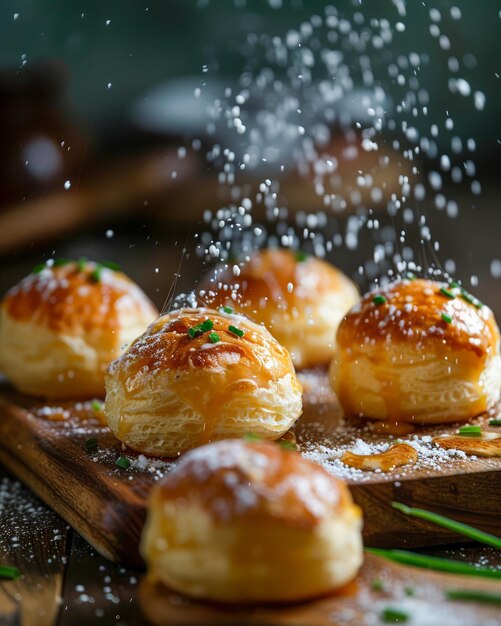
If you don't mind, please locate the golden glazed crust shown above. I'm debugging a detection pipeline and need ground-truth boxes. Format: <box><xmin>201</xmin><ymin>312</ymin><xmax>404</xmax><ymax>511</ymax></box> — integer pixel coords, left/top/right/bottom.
<box><xmin>199</xmin><ymin>248</ymin><xmax>359</xmax><ymax>368</ymax></box>
<box><xmin>153</xmin><ymin>439</ymin><xmax>353</xmax><ymax>529</ymax></box>
<box><xmin>110</xmin><ymin>307</ymin><xmax>295</xmax><ymax>383</ymax></box>
<box><xmin>4</xmin><ymin>262</ymin><xmax>156</xmax><ymax>337</ymax></box>
<box><xmin>337</xmin><ymin>278</ymin><xmax>499</xmax><ymax>357</ymax></box>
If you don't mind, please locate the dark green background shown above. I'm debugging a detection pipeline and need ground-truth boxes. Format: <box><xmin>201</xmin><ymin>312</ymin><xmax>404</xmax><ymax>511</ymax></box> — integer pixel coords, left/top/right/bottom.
<box><xmin>1</xmin><ymin>0</ymin><xmax>499</xmax><ymax>161</ymax></box>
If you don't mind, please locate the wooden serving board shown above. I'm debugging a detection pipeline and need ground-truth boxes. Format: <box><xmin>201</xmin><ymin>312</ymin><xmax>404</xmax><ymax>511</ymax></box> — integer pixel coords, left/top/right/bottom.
<box><xmin>0</xmin><ymin>371</ymin><xmax>500</xmax><ymax>566</ymax></box>
<box><xmin>139</xmin><ymin>553</ymin><xmax>501</xmax><ymax>626</ymax></box>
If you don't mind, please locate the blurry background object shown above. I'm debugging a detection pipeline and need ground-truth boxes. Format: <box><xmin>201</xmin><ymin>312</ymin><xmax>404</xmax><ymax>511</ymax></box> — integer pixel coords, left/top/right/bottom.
<box><xmin>1</xmin><ymin>1</ymin><xmax>498</xmax><ymax>160</ymax></box>
<box><xmin>0</xmin><ymin>60</ymin><xmax>87</xmax><ymax>205</ymax></box>
<box><xmin>0</xmin><ymin>0</ymin><xmax>500</xmax><ymax>314</ymax></box>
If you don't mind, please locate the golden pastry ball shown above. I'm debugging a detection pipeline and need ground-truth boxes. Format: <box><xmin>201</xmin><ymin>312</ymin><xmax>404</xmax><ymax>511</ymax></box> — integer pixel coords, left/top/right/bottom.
<box><xmin>105</xmin><ymin>308</ymin><xmax>302</xmax><ymax>456</ymax></box>
<box><xmin>199</xmin><ymin>248</ymin><xmax>359</xmax><ymax>369</ymax></box>
<box><xmin>141</xmin><ymin>439</ymin><xmax>363</xmax><ymax>603</ymax></box>
<box><xmin>0</xmin><ymin>260</ymin><xmax>158</xmax><ymax>399</ymax></box>
<box><xmin>330</xmin><ymin>277</ymin><xmax>501</xmax><ymax>424</ymax></box>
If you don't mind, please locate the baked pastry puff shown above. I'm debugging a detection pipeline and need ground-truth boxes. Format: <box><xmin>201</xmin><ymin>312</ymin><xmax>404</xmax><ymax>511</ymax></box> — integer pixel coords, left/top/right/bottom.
<box><xmin>141</xmin><ymin>439</ymin><xmax>363</xmax><ymax>603</ymax></box>
<box><xmin>0</xmin><ymin>259</ymin><xmax>158</xmax><ymax>399</ymax></box>
<box><xmin>330</xmin><ymin>277</ymin><xmax>501</xmax><ymax>424</ymax></box>
<box><xmin>199</xmin><ymin>248</ymin><xmax>359</xmax><ymax>369</ymax></box>
<box><xmin>105</xmin><ymin>308</ymin><xmax>302</xmax><ymax>456</ymax></box>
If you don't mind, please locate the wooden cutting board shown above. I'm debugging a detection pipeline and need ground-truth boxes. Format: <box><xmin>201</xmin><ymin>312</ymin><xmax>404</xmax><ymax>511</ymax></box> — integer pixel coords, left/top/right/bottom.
<box><xmin>139</xmin><ymin>553</ymin><xmax>501</xmax><ymax>626</ymax></box>
<box><xmin>0</xmin><ymin>371</ymin><xmax>500</xmax><ymax>566</ymax></box>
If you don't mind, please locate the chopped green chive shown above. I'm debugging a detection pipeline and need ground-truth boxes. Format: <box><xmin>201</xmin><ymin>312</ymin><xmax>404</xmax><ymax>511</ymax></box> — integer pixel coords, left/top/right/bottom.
<box><xmin>101</xmin><ymin>260</ymin><xmax>121</xmax><ymax>271</ymax></box>
<box><xmin>458</xmin><ymin>425</ymin><xmax>482</xmax><ymax>437</ymax></box>
<box><xmin>295</xmin><ymin>250</ymin><xmax>309</xmax><ymax>262</ymax></box>
<box><xmin>366</xmin><ymin>548</ymin><xmax>501</xmax><ymax>579</ymax></box>
<box><xmin>115</xmin><ymin>456</ymin><xmax>131</xmax><ymax>469</ymax></box>
<box><xmin>488</xmin><ymin>418</ymin><xmax>501</xmax><ymax>426</ymax></box>
<box><xmin>441</xmin><ymin>312</ymin><xmax>453</xmax><ymax>324</ymax></box>
<box><xmin>392</xmin><ymin>502</ymin><xmax>501</xmax><ymax>549</ymax></box>
<box><xmin>90</xmin><ymin>265</ymin><xmax>103</xmax><ymax>282</ymax></box>
<box><xmin>85</xmin><ymin>438</ymin><xmax>98</xmax><ymax>452</ymax></box>
<box><xmin>445</xmin><ymin>589</ymin><xmax>501</xmax><ymax>604</ymax></box>
<box><xmin>91</xmin><ymin>400</ymin><xmax>103</xmax><ymax>412</ymax></box>
<box><xmin>0</xmin><ymin>565</ymin><xmax>21</xmax><ymax>580</ymax></box>
<box><xmin>208</xmin><ymin>332</ymin><xmax>220</xmax><ymax>343</ymax></box>
<box><xmin>380</xmin><ymin>607</ymin><xmax>409</xmax><ymax>623</ymax></box>
<box><xmin>243</xmin><ymin>432</ymin><xmax>262</xmax><ymax>442</ymax></box>
<box><xmin>220</xmin><ymin>305</ymin><xmax>234</xmax><ymax>314</ymax></box>
<box><xmin>371</xmin><ymin>579</ymin><xmax>385</xmax><ymax>592</ymax></box>
<box><xmin>439</xmin><ymin>287</ymin><xmax>455</xmax><ymax>299</ymax></box>
<box><xmin>460</xmin><ymin>290</ymin><xmax>483</xmax><ymax>309</ymax></box>
<box><xmin>33</xmin><ymin>263</ymin><xmax>46</xmax><ymax>274</ymax></box>
<box><xmin>278</xmin><ymin>440</ymin><xmax>298</xmax><ymax>451</ymax></box>
<box><xmin>373</xmin><ymin>294</ymin><xmax>387</xmax><ymax>305</ymax></box>
<box><xmin>404</xmin><ymin>586</ymin><xmax>415</xmax><ymax>597</ymax></box>
<box><xmin>449</xmin><ymin>281</ymin><xmax>460</xmax><ymax>289</ymax></box>
<box><xmin>53</xmin><ymin>258</ymin><xmax>71</xmax><ymax>267</ymax></box>
<box><xmin>188</xmin><ymin>319</ymin><xmax>214</xmax><ymax>338</ymax></box>
<box><xmin>228</xmin><ymin>325</ymin><xmax>245</xmax><ymax>337</ymax></box>
<box><xmin>460</xmin><ymin>291</ymin><xmax>475</xmax><ymax>305</ymax></box>
<box><xmin>76</xmin><ymin>257</ymin><xmax>87</xmax><ymax>272</ymax></box>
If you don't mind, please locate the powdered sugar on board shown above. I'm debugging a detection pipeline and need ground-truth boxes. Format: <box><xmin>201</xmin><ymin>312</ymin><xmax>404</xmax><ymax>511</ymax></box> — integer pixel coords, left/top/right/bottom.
<box><xmin>5</xmin><ymin>371</ymin><xmax>501</xmax><ymax>489</ymax></box>
<box><xmin>297</xmin><ymin>369</ymin><xmax>501</xmax><ymax>484</ymax></box>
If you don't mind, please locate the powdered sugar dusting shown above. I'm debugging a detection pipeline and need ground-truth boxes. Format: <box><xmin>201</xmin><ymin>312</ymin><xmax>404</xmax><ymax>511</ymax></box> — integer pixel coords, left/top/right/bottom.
<box><xmin>298</xmin><ymin>370</ymin><xmax>500</xmax><ymax>484</ymax></box>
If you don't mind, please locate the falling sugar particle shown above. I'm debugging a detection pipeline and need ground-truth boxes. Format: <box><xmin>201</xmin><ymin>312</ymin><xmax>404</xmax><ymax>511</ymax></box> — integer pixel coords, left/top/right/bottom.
<box><xmin>178</xmin><ymin>2</ymin><xmax>487</xmax><ymax>300</ymax></box>
<box><xmin>491</xmin><ymin>260</ymin><xmax>501</xmax><ymax>279</ymax></box>
<box><xmin>474</xmin><ymin>91</ymin><xmax>486</xmax><ymax>111</ymax></box>
<box><xmin>64</xmin><ymin>180</ymin><xmax>71</xmax><ymax>190</ymax></box>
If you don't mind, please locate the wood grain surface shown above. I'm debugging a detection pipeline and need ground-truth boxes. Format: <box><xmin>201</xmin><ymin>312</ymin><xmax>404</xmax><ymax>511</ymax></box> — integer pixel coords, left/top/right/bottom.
<box><xmin>0</xmin><ymin>372</ymin><xmax>500</xmax><ymax>566</ymax></box>
<box><xmin>139</xmin><ymin>553</ymin><xmax>501</xmax><ymax>626</ymax></box>
<box><xmin>0</xmin><ymin>472</ymin><xmax>70</xmax><ymax>626</ymax></box>
<box><xmin>58</xmin><ymin>532</ymin><xmax>146</xmax><ymax>626</ymax></box>
<box><xmin>0</xmin><ymin>467</ymin><xmax>501</xmax><ymax>626</ymax></box>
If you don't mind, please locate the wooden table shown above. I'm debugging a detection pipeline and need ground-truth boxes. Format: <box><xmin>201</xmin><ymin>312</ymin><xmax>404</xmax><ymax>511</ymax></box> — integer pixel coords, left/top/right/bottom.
<box><xmin>1</xmin><ymin>183</ymin><xmax>501</xmax><ymax>624</ymax></box>
<box><xmin>0</xmin><ymin>465</ymin><xmax>146</xmax><ymax>626</ymax></box>
<box><xmin>1</xmin><ymin>464</ymin><xmax>500</xmax><ymax>626</ymax></box>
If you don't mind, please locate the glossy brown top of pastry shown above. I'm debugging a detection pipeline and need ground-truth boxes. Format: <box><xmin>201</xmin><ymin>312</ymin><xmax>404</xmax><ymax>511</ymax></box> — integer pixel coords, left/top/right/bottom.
<box><xmin>3</xmin><ymin>261</ymin><xmax>158</xmax><ymax>336</ymax></box>
<box><xmin>337</xmin><ymin>278</ymin><xmax>499</xmax><ymax>358</ymax></box>
<box><xmin>199</xmin><ymin>248</ymin><xmax>356</xmax><ymax>315</ymax></box>
<box><xmin>109</xmin><ymin>308</ymin><xmax>295</xmax><ymax>381</ymax></box>
<box><xmin>154</xmin><ymin>439</ymin><xmax>355</xmax><ymax>529</ymax></box>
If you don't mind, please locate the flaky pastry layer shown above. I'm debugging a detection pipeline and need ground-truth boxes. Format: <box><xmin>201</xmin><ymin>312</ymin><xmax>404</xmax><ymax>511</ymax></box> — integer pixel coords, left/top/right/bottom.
<box><xmin>105</xmin><ymin>309</ymin><xmax>303</xmax><ymax>454</ymax></box>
